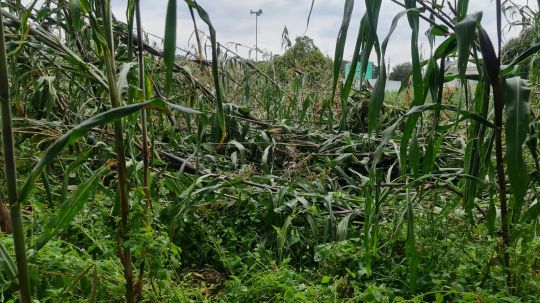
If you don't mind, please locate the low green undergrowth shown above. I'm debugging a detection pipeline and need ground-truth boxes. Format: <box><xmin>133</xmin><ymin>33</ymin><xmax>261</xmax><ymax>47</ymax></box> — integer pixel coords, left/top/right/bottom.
<box><xmin>3</xmin><ymin>184</ymin><xmax>539</xmax><ymax>302</ymax></box>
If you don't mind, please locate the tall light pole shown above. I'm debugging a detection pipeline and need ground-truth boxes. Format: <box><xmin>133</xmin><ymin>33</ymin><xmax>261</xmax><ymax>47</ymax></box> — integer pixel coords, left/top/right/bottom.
<box><xmin>250</xmin><ymin>9</ymin><xmax>263</xmax><ymax>61</ymax></box>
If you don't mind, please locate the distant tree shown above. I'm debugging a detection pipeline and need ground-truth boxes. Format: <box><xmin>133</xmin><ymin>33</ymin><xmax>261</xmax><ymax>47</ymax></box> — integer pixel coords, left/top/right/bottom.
<box><xmin>372</xmin><ymin>64</ymin><xmax>380</xmax><ymax>79</ymax></box>
<box><xmin>389</xmin><ymin>62</ymin><xmax>412</xmax><ymax>81</ymax></box>
<box><xmin>501</xmin><ymin>27</ymin><xmax>536</xmax><ymax>79</ymax></box>
<box><xmin>271</xmin><ymin>36</ymin><xmax>332</xmax><ymax>84</ymax></box>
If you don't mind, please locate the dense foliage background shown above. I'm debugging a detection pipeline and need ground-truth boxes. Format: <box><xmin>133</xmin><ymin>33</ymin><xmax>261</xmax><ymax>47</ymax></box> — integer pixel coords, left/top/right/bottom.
<box><xmin>0</xmin><ymin>0</ymin><xmax>540</xmax><ymax>302</ymax></box>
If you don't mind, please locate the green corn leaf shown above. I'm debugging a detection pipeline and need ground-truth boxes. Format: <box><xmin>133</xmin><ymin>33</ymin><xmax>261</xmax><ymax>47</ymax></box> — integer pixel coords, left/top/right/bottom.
<box><xmin>505</xmin><ymin>77</ymin><xmax>531</xmax><ymax>221</ymax></box>
<box><xmin>262</xmin><ymin>144</ymin><xmax>273</xmax><ymax>175</ymax></box>
<box><xmin>433</xmin><ymin>35</ymin><xmax>457</xmax><ymax>59</ymax></box>
<box><xmin>423</xmin><ymin>57</ymin><xmax>444</xmax><ymax>175</ymax></box>
<box><xmin>324</xmin><ymin>193</ymin><xmax>335</xmax><ymax>242</ymax></box>
<box><xmin>166</xmin><ymin>101</ymin><xmax>202</xmax><ymax>114</ymax></box>
<box><xmin>329</xmin><ymin>0</ymin><xmax>354</xmax><ymax>126</ymax></box>
<box><xmin>413</xmin><ymin>103</ymin><xmax>493</xmax><ymax>126</ymax></box>
<box><xmin>462</xmin><ymin>77</ymin><xmax>490</xmax><ymax>211</ymax></box>
<box><xmin>305</xmin><ymin>0</ymin><xmax>315</xmax><ymax>33</ymax></box>
<box><xmin>163</xmin><ymin>0</ymin><xmax>177</xmax><ymax>95</ymax></box>
<box><xmin>33</xmin><ymin>165</ymin><xmax>109</xmax><ymax>251</ymax></box>
<box><xmin>19</xmin><ymin>0</ymin><xmax>39</xmax><ymax>43</ymax></box>
<box><xmin>145</xmin><ymin>72</ymin><xmax>154</xmax><ymax>100</ymax></box>
<box><xmin>429</xmin><ymin>24</ymin><xmax>449</xmax><ymax>36</ymax></box>
<box><xmin>340</xmin><ymin>15</ymin><xmax>367</xmax><ymax>131</ymax></box>
<box><xmin>126</xmin><ymin>0</ymin><xmax>135</xmax><ymax>59</ymax></box>
<box><xmin>228</xmin><ymin>140</ymin><xmax>246</xmax><ymax>166</ymax></box>
<box><xmin>337</xmin><ymin>210</ymin><xmax>359</xmax><ymax>241</ymax></box>
<box><xmin>185</xmin><ymin>0</ymin><xmax>226</xmax><ymax>142</ymax></box>
<box><xmin>399</xmin><ymin>1</ymin><xmax>424</xmax><ymax>176</ymax></box>
<box><xmin>406</xmin><ymin>191</ymin><xmax>417</xmax><ymax>294</ymax></box>
<box><xmin>455</xmin><ymin>13</ymin><xmax>482</xmax><ymax>79</ymax></box>
<box><xmin>41</xmin><ymin>170</ymin><xmax>53</xmax><ymax>208</ymax></box>
<box><xmin>342</xmin><ymin>0</ymin><xmax>381</xmax><ymax>131</ymax></box>
<box><xmin>410</xmin><ymin>129</ymin><xmax>420</xmax><ymax>178</ymax></box>
<box><xmin>116</xmin><ymin>62</ymin><xmax>136</xmax><ymax>97</ymax></box>
<box><xmin>0</xmin><ymin>240</ymin><xmax>17</xmax><ymax>285</ymax></box>
<box><xmin>35</xmin><ymin>76</ymin><xmax>57</xmax><ymax>119</ymax></box>
<box><xmin>60</xmin><ymin>148</ymin><xmax>94</xmax><ymax>202</ymax></box>
<box><xmin>296</xmin><ymin>196</ymin><xmax>318</xmax><ymax>240</ymax></box>
<box><xmin>423</xmin><ymin>136</ymin><xmax>443</xmax><ymax>174</ymax></box>
<box><xmin>1</xmin><ymin>7</ymin><xmax>107</xmax><ymax>86</ymax></box>
<box><xmin>523</xmin><ymin>201</ymin><xmax>540</xmax><ymax>222</ymax></box>
<box><xmin>188</xmin><ymin>5</ymin><xmax>203</xmax><ymax>62</ymax></box>
<box><xmin>70</xmin><ymin>0</ymin><xmax>82</xmax><ymax>30</ymax></box>
<box><xmin>369</xmin><ymin>9</ymin><xmax>414</xmax><ymax>133</ymax></box>
<box><xmin>276</xmin><ymin>215</ymin><xmax>293</xmax><ymax>263</ymax></box>
<box><xmin>456</xmin><ymin>0</ymin><xmax>470</xmax><ymax>21</ymax></box>
<box><xmin>372</xmin><ymin>103</ymin><xmax>494</xmax><ymax>172</ymax></box>
<box><xmin>72</xmin><ymin>0</ymin><xmax>89</xmax><ymax>13</ymax></box>
<box><xmin>18</xmin><ymin>100</ymin><xmax>160</xmax><ymax>204</ymax></box>
<box><xmin>19</xmin><ymin>99</ymin><xmax>200</xmax><ymax>205</ymax></box>
<box><xmin>478</xmin><ymin>26</ymin><xmax>500</xmax><ymax>85</ymax></box>
<box><xmin>360</xmin><ymin>0</ymin><xmax>381</xmax><ymax>82</ymax></box>
<box><xmin>427</xmin><ymin>60</ymin><xmax>440</xmax><ymax>106</ymax></box>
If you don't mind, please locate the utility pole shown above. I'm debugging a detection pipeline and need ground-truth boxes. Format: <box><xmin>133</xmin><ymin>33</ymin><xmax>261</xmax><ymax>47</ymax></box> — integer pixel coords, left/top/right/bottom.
<box><xmin>250</xmin><ymin>9</ymin><xmax>263</xmax><ymax>61</ymax></box>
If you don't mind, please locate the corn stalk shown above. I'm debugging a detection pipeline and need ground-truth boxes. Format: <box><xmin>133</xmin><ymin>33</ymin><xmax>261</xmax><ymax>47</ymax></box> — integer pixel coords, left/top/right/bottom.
<box><xmin>134</xmin><ymin>0</ymin><xmax>150</xmax><ymax>299</ymax></box>
<box><xmin>100</xmin><ymin>1</ymin><xmax>134</xmax><ymax>302</ymax></box>
<box><xmin>0</xmin><ymin>6</ymin><xmax>31</xmax><ymax>303</ymax></box>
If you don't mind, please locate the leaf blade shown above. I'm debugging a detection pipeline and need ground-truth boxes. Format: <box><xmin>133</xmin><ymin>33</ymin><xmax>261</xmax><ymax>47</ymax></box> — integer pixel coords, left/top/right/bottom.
<box><xmin>504</xmin><ymin>77</ymin><xmax>531</xmax><ymax>221</ymax></box>
<box><xmin>163</xmin><ymin>0</ymin><xmax>177</xmax><ymax>95</ymax></box>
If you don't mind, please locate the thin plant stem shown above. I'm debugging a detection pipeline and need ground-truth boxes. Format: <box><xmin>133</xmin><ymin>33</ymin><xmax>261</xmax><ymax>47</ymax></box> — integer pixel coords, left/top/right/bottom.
<box><xmin>134</xmin><ymin>0</ymin><xmax>151</xmax><ymax>300</ymax></box>
<box><xmin>493</xmin><ymin>79</ymin><xmax>512</xmax><ymax>289</ymax></box>
<box><xmin>136</xmin><ymin>0</ymin><xmax>149</xmax><ymax>205</ymax></box>
<box><xmin>495</xmin><ymin>0</ymin><xmax>512</xmax><ymax>288</ymax></box>
<box><xmin>0</xmin><ymin>7</ymin><xmax>31</xmax><ymax>303</ymax></box>
<box><xmin>100</xmin><ymin>1</ymin><xmax>134</xmax><ymax>302</ymax></box>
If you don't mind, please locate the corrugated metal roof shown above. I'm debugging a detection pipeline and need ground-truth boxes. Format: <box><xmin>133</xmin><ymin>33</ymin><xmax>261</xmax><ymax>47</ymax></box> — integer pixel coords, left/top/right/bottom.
<box><xmin>444</xmin><ymin>61</ymin><xmax>480</xmax><ymax>75</ymax></box>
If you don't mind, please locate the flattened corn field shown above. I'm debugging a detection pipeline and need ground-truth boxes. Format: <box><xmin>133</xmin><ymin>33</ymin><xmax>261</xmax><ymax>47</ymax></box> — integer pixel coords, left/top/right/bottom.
<box><xmin>1</xmin><ymin>0</ymin><xmax>540</xmax><ymax>302</ymax></box>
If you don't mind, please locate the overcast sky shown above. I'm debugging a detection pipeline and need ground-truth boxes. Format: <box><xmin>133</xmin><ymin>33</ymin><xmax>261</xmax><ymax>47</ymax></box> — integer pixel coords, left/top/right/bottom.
<box><xmin>109</xmin><ymin>0</ymin><xmax>534</xmax><ymax>66</ymax></box>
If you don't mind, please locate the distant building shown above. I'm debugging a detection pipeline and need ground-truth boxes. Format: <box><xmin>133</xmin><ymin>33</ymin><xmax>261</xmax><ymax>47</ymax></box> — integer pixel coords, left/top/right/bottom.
<box><xmin>344</xmin><ymin>61</ymin><xmax>374</xmax><ymax>81</ymax></box>
<box><xmin>444</xmin><ymin>60</ymin><xmax>479</xmax><ymax>76</ymax></box>
<box><xmin>444</xmin><ymin>60</ymin><xmax>480</xmax><ymax>88</ymax></box>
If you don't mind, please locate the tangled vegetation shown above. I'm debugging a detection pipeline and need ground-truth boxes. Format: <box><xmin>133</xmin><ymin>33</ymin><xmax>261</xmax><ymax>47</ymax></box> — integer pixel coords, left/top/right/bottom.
<box><xmin>1</xmin><ymin>0</ymin><xmax>540</xmax><ymax>302</ymax></box>
<box><xmin>389</xmin><ymin>62</ymin><xmax>412</xmax><ymax>82</ymax></box>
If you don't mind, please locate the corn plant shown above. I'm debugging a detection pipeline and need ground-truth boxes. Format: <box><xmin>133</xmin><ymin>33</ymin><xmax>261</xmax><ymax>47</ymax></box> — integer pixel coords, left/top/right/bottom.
<box><xmin>332</xmin><ymin>0</ymin><xmax>540</xmax><ymax>291</ymax></box>
<box><xmin>0</xmin><ymin>4</ymin><xmax>31</xmax><ymax>302</ymax></box>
